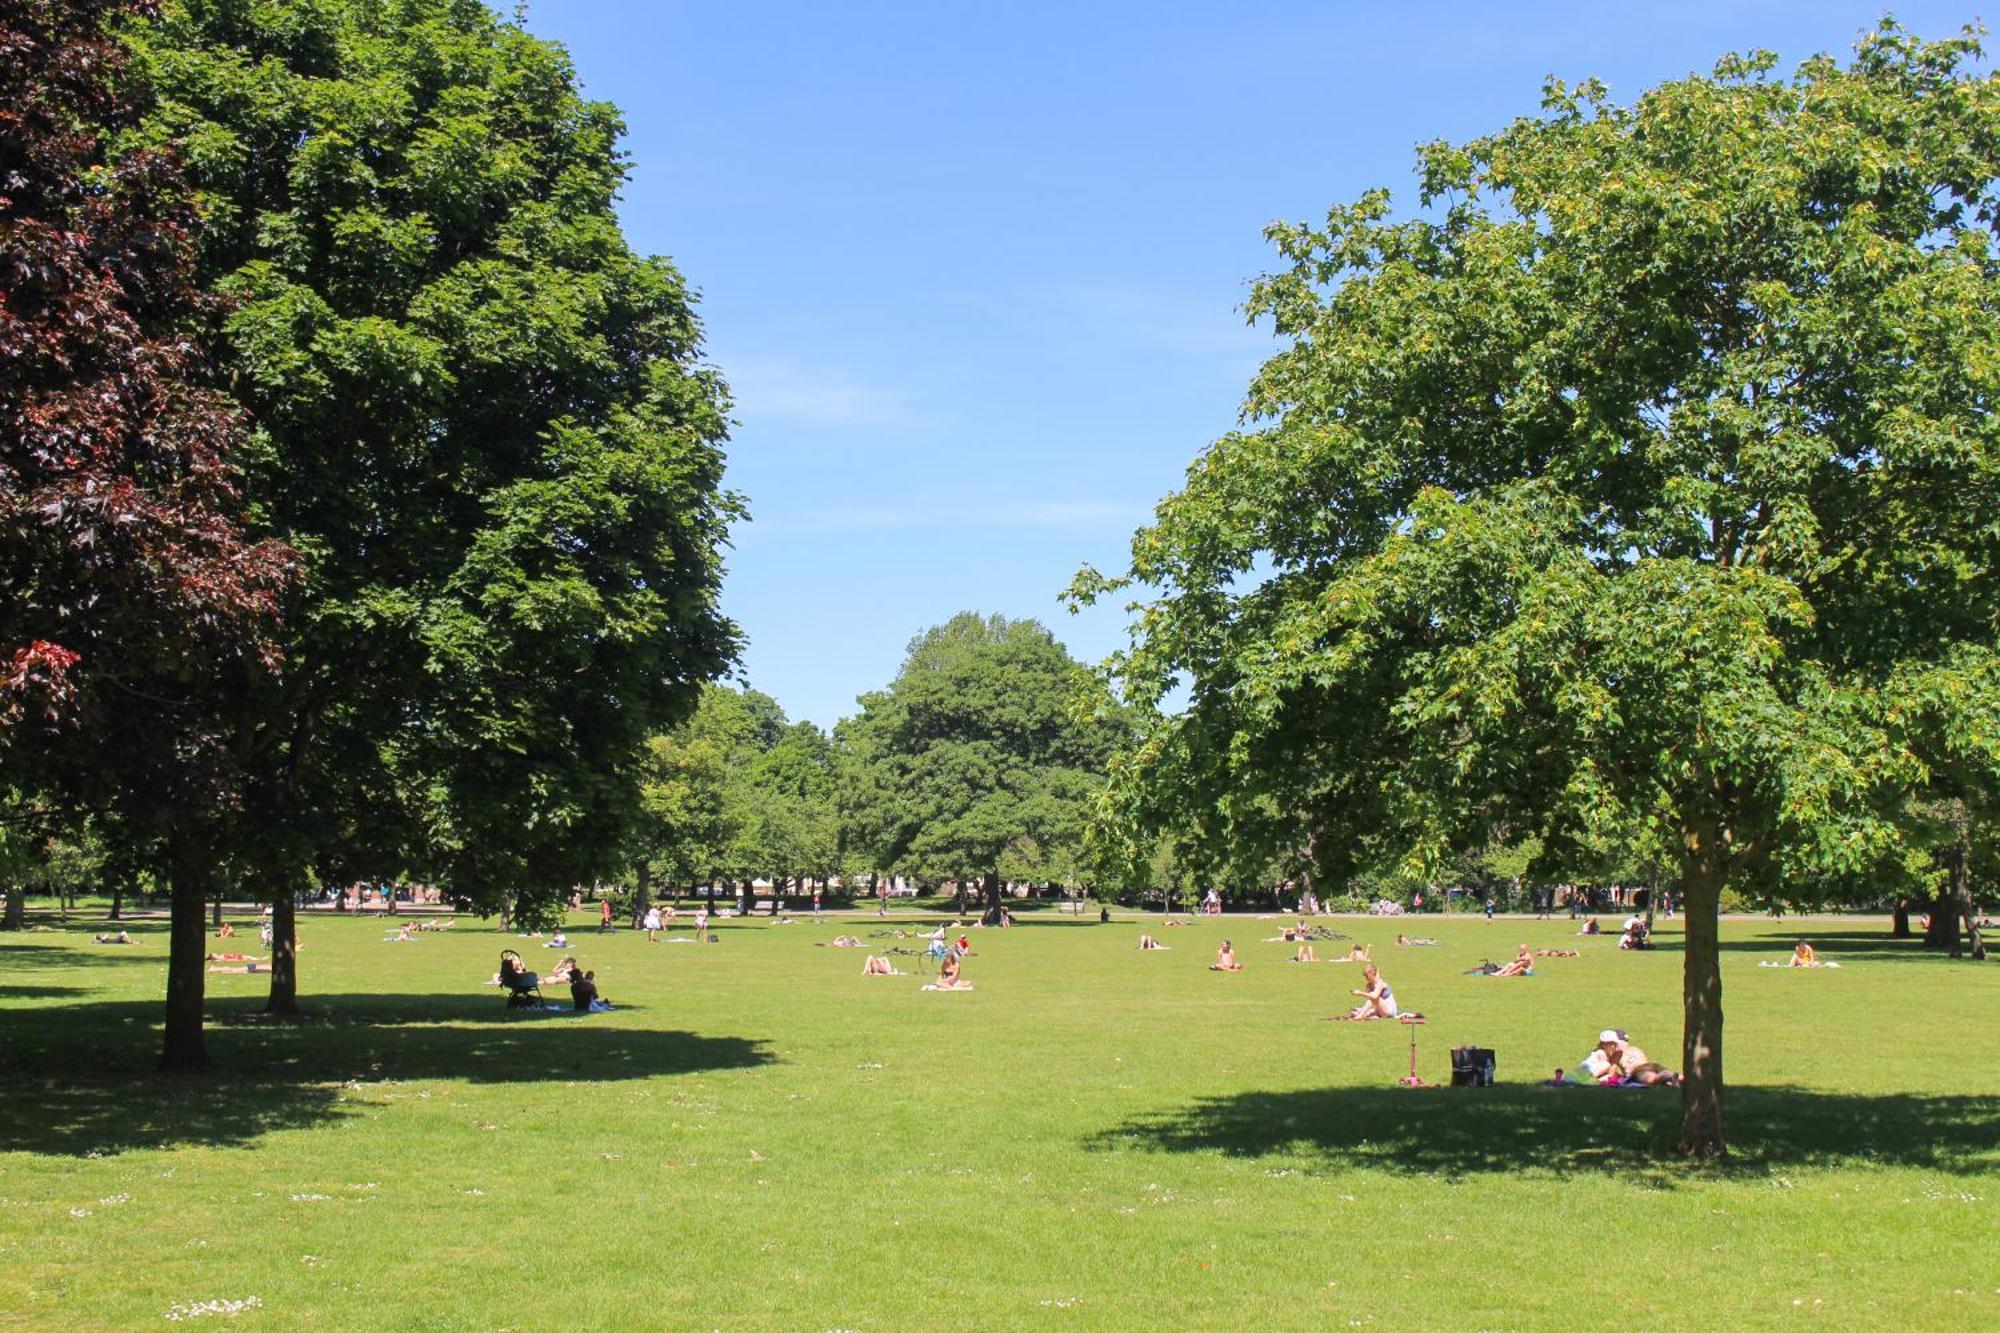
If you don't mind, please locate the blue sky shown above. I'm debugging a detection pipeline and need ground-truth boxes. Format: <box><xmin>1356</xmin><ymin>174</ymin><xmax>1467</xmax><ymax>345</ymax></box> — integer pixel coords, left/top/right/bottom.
<box><xmin>523</xmin><ymin>1</ymin><xmax>1982</xmax><ymax>728</ymax></box>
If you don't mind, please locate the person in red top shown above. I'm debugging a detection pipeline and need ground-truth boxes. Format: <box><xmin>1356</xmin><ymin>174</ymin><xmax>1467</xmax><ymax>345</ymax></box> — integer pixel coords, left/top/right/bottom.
<box><xmin>598</xmin><ymin>899</ymin><xmax>614</xmax><ymax>934</ymax></box>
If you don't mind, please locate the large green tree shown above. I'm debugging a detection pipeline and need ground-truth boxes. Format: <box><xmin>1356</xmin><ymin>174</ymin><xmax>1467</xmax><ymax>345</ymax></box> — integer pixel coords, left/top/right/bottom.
<box><xmin>125</xmin><ymin>0</ymin><xmax>738</xmax><ymax>1060</ymax></box>
<box><xmin>842</xmin><ymin>613</ymin><xmax>1119</xmax><ymax>922</ymax></box>
<box><xmin>1074</xmin><ymin>26</ymin><xmax>2000</xmax><ymax>1155</ymax></box>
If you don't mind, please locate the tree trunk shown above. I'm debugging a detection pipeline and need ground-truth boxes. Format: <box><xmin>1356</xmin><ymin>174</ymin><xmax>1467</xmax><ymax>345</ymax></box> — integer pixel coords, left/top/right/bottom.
<box><xmin>108</xmin><ymin>877</ymin><xmax>124</xmax><ymax>921</ymax></box>
<box><xmin>1946</xmin><ymin>816</ymin><xmax>1984</xmax><ymax>960</ymax></box>
<box><xmin>631</xmin><ymin>864</ymin><xmax>653</xmax><ymax>930</ymax></box>
<box><xmin>211</xmin><ymin>894</ymin><xmax>223</xmax><ymax>928</ymax></box>
<box><xmin>980</xmin><ymin>869</ymin><xmax>1004</xmax><ymax>925</ymax></box>
<box><xmin>265</xmin><ymin>892</ymin><xmax>299</xmax><ymax>1015</ymax></box>
<box><xmin>952</xmin><ymin>878</ymin><xmax>967</xmax><ymax>917</ymax></box>
<box><xmin>1676</xmin><ymin>859</ymin><xmax>1726</xmax><ymax>1157</ymax></box>
<box><xmin>161</xmin><ymin>850</ymin><xmax>210</xmax><ymax>1071</ymax></box>
<box><xmin>1891</xmin><ymin>898</ymin><xmax>1911</xmax><ymax>938</ymax></box>
<box><xmin>1</xmin><ymin>884</ymin><xmax>22</xmax><ymax>930</ymax></box>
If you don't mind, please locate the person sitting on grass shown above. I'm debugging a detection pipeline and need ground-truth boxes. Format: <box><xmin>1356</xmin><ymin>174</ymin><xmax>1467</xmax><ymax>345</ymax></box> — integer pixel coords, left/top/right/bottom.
<box><xmin>1210</xmin><ymin>940</ymin><xmax>1242</xmax><ymax>972</ymax></box>
<box><xmin>215</xmin><ymin>922</ymin><xmax>235</xmax><ymax>939</ymax></box>
<box><xmin>1137</xmin><ymin>934</ymin><xmax>1169</xmax><ymax>950</ymax></box>
<box><xmin>1490</xmin><ymin>944</ymin><xmax>1536</xmax><ymax>977</ymax></box>
<box><xmin>570</xmin><ymin>969</ymin><xmax>609</xmax><ymax>1011</ymax></box>
<box><xmin>1789</xmin><ymin>940</ymin><xmax>1819</xmax><ymax>967</ymax></box>
<box><xmin>926</xmin><ymin>955</ymin><xmax>972</xmax><ymax>990</ymax></box>
<box><xmin>94</xmin><ymin>930</ymin><xmax>132</xmax><ymax>944</ymax></box>
<box><xmin>861</xmin><ymin>954</ymin><xmax>903</xmax><ymax>976</ymax></box>
<box><xmin>1578</xmin><ymin>916</ymin><xmax>1600</xmax><ymax>936</ymax></box>
<box><xmin>1581</xmin><ymin>1030</ymin><xmax>1679</xmax><ymax>1086</ymax></box>
<box><xmin>1292</xmin><ymin>942</ymin><xmax>1319</xmax><ymax>963</ymax></box>
<box><xmin>1335</xmin><ymin>942</ymin><xmax>1372</xmax><ymax>963</ymax></box>
<box><xmin>1348</xmin><ymin>963</ymin><xmax>1399</xmax><ymax>1019</ymax></box>
<box><xmin>543</xmin><ymin>956</ymin><xmax>579</xmax><ymax>987</ymax></box>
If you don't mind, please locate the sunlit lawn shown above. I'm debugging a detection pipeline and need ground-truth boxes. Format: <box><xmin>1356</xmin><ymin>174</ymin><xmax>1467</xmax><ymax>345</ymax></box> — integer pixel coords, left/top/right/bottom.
<box><xmin>1</xmin><ymin>905</ymin><xmax>1995</xmax><ymax>1330</ymax></box>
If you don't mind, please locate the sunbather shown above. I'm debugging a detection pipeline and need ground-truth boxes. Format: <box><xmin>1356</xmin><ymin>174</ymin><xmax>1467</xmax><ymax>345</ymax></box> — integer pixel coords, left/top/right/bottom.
<box><xmin>1211</xmin><ymin>941</ymin><xmax>1242</xmax><ymax>971</ymax></box>
<box><xmin>1492</xmin><ymin>945</ymin><xmax>1536</xmax><ymax>977</ymax></box>
<box><xmin>1292</xmin><ymin>942</ymin><xmax>1319</xmax><ymax>963</ymax></box>
<box><xmin>1790</xmin><ymin>941</ymin><xmax>1818</xmax><ymax>967</ymax></box>
<box><xmin>1137</xmin><ymin>934</ymin><xmax>1169</xmax><ymax>950</ymax></box>
<box><xmin>861</xmin><ymin>955</ymin><xmax>903</xmax><ymax>976</ymax></box>
<box><xmin>1395</xmin><ymin>933</ymin><xmax>1437</xmax><ymax>947</ymax></box>
<box><xmin>1334</xmin><ymin>942</ymin><xmax>1372</xmax><ymax>963</ymax></box>
<box><xmin>215</xmin><ymin>923</ymin><xmax>235</xmax><ymax>939</ymax></box>
<box><xmin>94</xmin><ymin>930</ymin><xmax>132</xmax><ymax>944</ymax></box>
<box><xmin>819</xmin><ymin>935</ymin><xmax>863</xmax><ymax>948</ymax></box>
<box><xmin>1535</xmin><ymin>948</ymin><xmax>1579</xmax><ymax>958</ymax></box>
<box><xmin>926</xmin><ymin>955</ymin><xmax>972</xmax><ymax>990</ymax></box>
<box><xmin>1581</xmin><ymin>1029</ymin><xmax>1679</xmax><ymax>1085</ymax></box>
<box><xmin>1348</xmin><ymin>963</ymin><xmax>1399</xmax><ymax>1019</ymax></box>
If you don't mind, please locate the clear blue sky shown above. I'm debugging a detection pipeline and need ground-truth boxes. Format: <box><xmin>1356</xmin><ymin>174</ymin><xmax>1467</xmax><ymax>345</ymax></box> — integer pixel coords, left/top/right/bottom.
<box><xmin>523</xmin><ymin>1</ymin><xmax>1981</xmax><ymax>729</ymax></box>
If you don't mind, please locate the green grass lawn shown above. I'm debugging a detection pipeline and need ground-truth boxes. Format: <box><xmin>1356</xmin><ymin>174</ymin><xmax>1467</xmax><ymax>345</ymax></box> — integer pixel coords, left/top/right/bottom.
<box><xmin>2</xmin><ymin>907</ymin><xmax>1995</xmax><ymax>1330</ymax></box>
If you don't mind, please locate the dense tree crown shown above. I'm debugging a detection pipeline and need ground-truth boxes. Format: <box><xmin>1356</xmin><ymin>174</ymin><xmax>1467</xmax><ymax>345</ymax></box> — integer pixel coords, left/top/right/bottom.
<box><xmin>1075</xmin><ymin>27</ymin><xmax>2000</xmax><ymax>1152</ymax></box>
<box><xmin>841</xmin><ymin>613</ymin><xmax>1121</xmax><ymax>918</ymax></box>
<box><xmin>124</xmin><ymin>0</ymin><xmax>740</xmax><ymax>908</ymax></box>
<box><xmin>0</xmin><ymin>0</ymin><xmax>289</xmax><ymax>751</ymax></box>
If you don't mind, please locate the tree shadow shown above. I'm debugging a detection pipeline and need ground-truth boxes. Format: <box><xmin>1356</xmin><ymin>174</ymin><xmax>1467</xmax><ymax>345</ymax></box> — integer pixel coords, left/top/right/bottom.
<box><xmin>1696</xmin><ymin>930</ymin><xmax>1983</xmax><ymax>965</ymax></box>
<box><xmin>0</xmin><ymin>984</ymin><xmax>88</xmax><ymax>998</ymax></box>
<box><xmin>1090</xmin><ymin>1085</ymin><xmax>2000</xmax><ymax>1183</ymax></box>
<box><xmin>0</xmin><ymin>994</ymin><xmax>774</xmax><ymax>1157</ymax></box>
<box><xmin>0</xmin><ymin>941</ymin><xmax>166</xmax><ymax>967</ymax></box>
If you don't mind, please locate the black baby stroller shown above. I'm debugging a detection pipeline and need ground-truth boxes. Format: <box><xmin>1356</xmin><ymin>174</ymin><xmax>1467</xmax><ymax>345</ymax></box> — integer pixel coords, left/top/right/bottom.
<box><xmin>498</xmin><ymin>949</ymin><xmax>543</xmax><ymax>1010</ymax></box>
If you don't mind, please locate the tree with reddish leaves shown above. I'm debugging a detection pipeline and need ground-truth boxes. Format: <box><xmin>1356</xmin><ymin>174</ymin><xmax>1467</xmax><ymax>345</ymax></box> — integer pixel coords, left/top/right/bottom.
<box><xmin>0</xmin><ymin>0</ymin><xmax>292</xmax><ymax>1068</ymax></box>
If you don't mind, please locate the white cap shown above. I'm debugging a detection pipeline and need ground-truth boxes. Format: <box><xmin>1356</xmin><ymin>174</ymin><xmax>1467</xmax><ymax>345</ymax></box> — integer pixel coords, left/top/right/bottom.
<box><xmin>1597</xmin><ymin>1029</ymin><xmax>1623</xmax><ymax>1044</ymax></box>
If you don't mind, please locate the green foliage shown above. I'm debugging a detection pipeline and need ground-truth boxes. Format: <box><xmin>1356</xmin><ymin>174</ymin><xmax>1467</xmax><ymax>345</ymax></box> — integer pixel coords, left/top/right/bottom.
<box><xmin>1075</xmin><ymin>26</ymin><xmax>2000</xmax><ymax>1147</ymax></box>
<box><xmin>839</xmin><ymin>613</ymin><xmax>1121</xmax><ymax>892</ymax></box>
<box><xmin>123</xmin><ymin>0</ymin><xmax>740</xmax><ymax>910</ymax></box>
<box><xmin>631</xmin><ymin>687</ymin><xmax>835</xmax><ymax>891</ymax></box>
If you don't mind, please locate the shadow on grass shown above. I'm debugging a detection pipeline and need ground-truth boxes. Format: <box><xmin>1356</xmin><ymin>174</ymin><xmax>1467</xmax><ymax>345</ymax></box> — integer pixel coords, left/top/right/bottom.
<box><xmin>1090</xmin><ymin>1085</ymin><xmax>2000</xmax><ymax>1182</ymax></box>
<box><xmin>1649</xmin><ymin>930</ymin><xmax>1987</xmax><ymax>965</ymax></box>
<box><xmin>0</xmin><ymin>941</ymin><xmax>166</xmax><ymax>968</ymax></box>
<box><xmin>0</xmin><ymin>994</ymin><xmax>774</xmax><ymax>1157</ymax></box>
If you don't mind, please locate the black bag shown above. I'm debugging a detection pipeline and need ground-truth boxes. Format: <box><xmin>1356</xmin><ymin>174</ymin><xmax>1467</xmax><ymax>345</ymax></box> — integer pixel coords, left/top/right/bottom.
<box><xmin>1450</xmin><ymin>1046</ymin><xmax>1496</xmax><ymax>1087</ymax></box>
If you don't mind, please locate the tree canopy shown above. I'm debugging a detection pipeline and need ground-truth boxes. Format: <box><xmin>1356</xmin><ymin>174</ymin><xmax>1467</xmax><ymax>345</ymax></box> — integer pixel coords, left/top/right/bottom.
<box><xmin>94</xmin><ymin>0</ymin><xmax>740</xmax><ymax>1059</ymax></box>
<box><xmin>841</xmin><ymin>613</ymin><xmax>1120</xmax><ymax>921</ymax></box>
<box><xmin>1074</xmin><ymin>25</ymin><xmax>2000</xmax><ymax>1154</ymax></box>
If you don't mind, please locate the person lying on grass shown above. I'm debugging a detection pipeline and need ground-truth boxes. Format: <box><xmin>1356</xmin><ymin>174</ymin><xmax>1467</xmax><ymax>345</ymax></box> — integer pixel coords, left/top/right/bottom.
<box><xmin>819</xmin><ymin>935</ymin><xmax>863</xmax><ymax>948</ymax></box>
<box><xmin>93</xmin><ymin>930</ymin><xmax>131</xmax><ymax>944</ymax></box>
<box><xmin>1535</xmin><ymin>948</ymin><xmax>1579</xmax><ymax>958</ymax></box>
<box><xmin>1333</xmin><ymin>942</ymin><xmax>1372</xmax><ymax>963</ymax></box>
<box><xmin>1347</xmin><ymin>963</ymin><xmax>1399</xmax><ymax>1019</ymax></box>
<box><xmin>1137</xmin><ymin>934</ymin><xmax>1169</xmax><ymax>950</ymax></box>
<box><xmin>861</xmin><ymin>955</ymin><xmax>905</xmax><ymax>976</ymax></box>
<box><xmin>207</xmin><ymin>955</ymin><xmax>266</xmax><ymax>973</ymax></box>
<box><xmin>1210</xmin><ymin>941</ymin><xmax>1242</xmax><ymax>971</ymax></box>
<box><xmin>1394</xmin><ymin>933</ymin><xmax>1437</xmax><ymax>947</ymax></box>
<box><xmin>1291</xmin><ymin>942</ymin><xmax>1319</xmax><ymax>963</ymax></box>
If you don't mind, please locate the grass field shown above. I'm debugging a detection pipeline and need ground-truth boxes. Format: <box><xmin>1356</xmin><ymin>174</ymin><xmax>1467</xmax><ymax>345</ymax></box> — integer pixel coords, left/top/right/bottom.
<box><xmin>2</xmin><ymin>906</ymin><xmax>1996</xmax><ymax>1330</ymax></box>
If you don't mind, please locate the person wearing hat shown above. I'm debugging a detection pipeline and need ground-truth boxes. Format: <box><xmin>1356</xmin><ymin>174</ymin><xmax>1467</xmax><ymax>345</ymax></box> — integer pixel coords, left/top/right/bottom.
<box><xmin>1586</xmin><ymin>1030</ymin><xmax>1679</xmax><ymax>1085</ymax></box>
